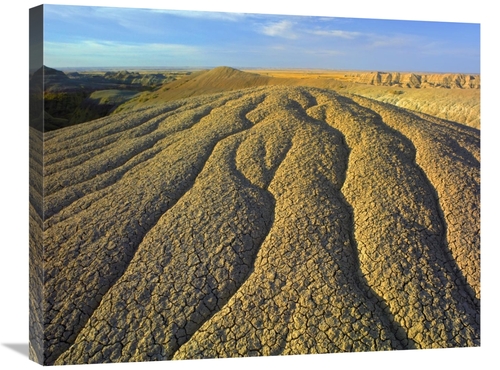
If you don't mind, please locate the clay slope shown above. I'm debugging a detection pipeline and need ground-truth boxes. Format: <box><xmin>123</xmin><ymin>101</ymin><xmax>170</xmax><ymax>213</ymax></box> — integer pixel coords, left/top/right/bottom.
<box><xmin>35</xmin><ymin>85</ymin><xmax>480</xmax><ymax>365</ymax></box>
<box><xmin>342</xmin><ymin>86</ymin><xmax>481</xmax><ymax>129</ymax></box>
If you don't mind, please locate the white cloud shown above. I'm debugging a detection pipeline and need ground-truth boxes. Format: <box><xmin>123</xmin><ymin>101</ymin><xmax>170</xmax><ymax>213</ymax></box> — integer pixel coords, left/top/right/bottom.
<box><xmin>304</xmin><ymin>49</ymin><xmax>345</xmax><ymax>56</ymax></box>
<box><xmin>260</xmin><ymin>20</ymin><xmax>297</xmax><ymax>39</ymax></box>
<box><xmin>149</xmin><ymin>9</ymin><xmax>246</xmax><ymax>22</ymax></box>
<box><xmin>44</xmin><ymin>4</ymin><xmax>89</xmax><ymax>18</ymax></box>
<box><xmin>309</xmin><ymin>29</ymin><xmax>362</xmax><ymax>39</ymax></box>
<box><xmin>44</xmin><ymin>40</ymin><xmax>202</xmax><ymax>67</ymax></box>
<box><xmin>368</xmin><ymin>35</ymin><xmax>412</xmax><ymax>48</ymax></box>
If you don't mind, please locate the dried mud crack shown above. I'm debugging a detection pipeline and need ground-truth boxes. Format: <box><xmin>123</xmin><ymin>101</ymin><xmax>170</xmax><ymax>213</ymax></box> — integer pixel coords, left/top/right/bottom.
<box><xmin>30</xmin><ymin>85</ymin><xmax>480</xmax><ymax>365</ymax></box>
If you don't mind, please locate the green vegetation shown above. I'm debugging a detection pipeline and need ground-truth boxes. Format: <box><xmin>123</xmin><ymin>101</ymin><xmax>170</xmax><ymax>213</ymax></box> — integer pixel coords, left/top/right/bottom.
<box><xmin>43</xmin><ymin>91</ymin><xmax>90</xmax><ymax>130</ymax></box>
<box><xmin>43</xmin><ymin>90</ymin><xmax>140</xmax><ymax>131</ymax></box>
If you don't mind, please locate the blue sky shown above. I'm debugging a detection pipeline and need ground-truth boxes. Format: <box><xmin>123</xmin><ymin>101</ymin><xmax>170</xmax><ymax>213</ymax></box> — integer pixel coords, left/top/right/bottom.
<box><xmin>43</xmin><ymin>4</ymin><xmax>480</xmax><ymax>73</ymax></box>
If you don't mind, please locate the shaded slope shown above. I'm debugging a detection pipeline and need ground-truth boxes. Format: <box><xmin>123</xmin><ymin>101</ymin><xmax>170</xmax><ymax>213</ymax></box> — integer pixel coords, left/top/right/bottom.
<box><xmin>35</xmin><ymin>85</ymin><xmax>480</xmax><ymax>365</ymax></box>
<box><xmin>30</xmin><ymin>66</ymin><xmax>176</xmax><ymax>131</ymax></box>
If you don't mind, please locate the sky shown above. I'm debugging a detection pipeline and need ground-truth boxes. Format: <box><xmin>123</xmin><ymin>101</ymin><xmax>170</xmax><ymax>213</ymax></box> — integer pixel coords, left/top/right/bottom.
<box><xmin>41</xmin><ymin>4</ymin><xmax>480</xmax><ymax>73</ymax></box>
<box><xmin>0</xmin><ymin>1</ymin><xmax>497</xmax><ymax>370</ymax></box>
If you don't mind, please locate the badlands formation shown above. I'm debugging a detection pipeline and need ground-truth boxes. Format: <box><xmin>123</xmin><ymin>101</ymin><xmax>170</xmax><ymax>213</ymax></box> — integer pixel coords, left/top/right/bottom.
<box><xmin>116</xmin><ymin>67</ymin><xmax>481</xmax><ymax>129</ymax></box>
<box><xmin>30</xmin><ymin>67</ymin><xmax>480</xmax><ymax>364</ymax></box>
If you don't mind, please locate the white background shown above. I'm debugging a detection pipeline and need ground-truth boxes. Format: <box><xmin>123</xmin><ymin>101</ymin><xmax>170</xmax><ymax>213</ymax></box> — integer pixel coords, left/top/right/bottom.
<box><xmin>0</xmin><ymin>1</ymin><xmax>496</xmax><ymax>369</ymax></box>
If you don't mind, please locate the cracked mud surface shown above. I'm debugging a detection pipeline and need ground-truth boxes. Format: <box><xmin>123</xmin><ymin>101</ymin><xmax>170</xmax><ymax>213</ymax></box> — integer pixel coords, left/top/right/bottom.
<box><xmin>30</xmin><ymin>85</ymin><xmax>480</xmax><ymax>364</ymax></box>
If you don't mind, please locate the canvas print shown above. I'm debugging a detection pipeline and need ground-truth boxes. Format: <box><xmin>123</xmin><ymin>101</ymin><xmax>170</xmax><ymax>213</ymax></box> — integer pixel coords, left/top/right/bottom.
<box><xmin>29</xmin><ymin>4</ymin><xmax>480</xmax><ymax>366</ymax></box>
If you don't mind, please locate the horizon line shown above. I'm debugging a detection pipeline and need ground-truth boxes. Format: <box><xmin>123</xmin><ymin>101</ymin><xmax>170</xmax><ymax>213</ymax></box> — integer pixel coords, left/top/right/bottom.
<box><xmin>31</xmin><ymin>65</ymin><xmax>481</xmax><ymax>75</ymax></box>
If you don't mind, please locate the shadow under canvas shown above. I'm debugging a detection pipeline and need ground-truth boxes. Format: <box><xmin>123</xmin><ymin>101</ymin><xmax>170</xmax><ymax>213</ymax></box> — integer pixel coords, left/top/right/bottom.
<box><xmin>2</xmin><ymin>343</ymin><xmax>29</xmax><ymax>359</ymax></box>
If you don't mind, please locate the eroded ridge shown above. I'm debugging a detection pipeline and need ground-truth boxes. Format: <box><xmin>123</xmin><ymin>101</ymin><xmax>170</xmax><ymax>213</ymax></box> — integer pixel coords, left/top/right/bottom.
<box><xmin>38</xmin><ymin>86</ymin><xmax>480</xmax><ymax>365</ymax></box>
<box><xmin>348</xmin><ymin>95</ymin><xmax>480</xmax><ymax>301</ymax></box>
<box><xmin>29</xmin><ymin>127</ymin><xmax>44</xmax><ymax>363</ymax></box>
<box><xmin>307</xmin><ymin>90</ymin><xmax>479</xmax><ymax>349</ymax></box>
<box><xmin>174</xmin><ymin>88</ymin><xmax>404</xmax><ymax>358</ymax></box>
<box><xmin>42</xmin><ymin>89</ymin><xmax>268</xmax><ymax>364</ymax></box>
